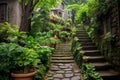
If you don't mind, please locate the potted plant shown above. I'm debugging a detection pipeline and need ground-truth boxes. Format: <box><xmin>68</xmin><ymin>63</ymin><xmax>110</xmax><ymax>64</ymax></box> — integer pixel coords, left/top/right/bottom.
<box><xmin>0</xmin><ymin>43</ymin><xmax>40</xmax><ymax>80</ymax></box>
<box><xmin>11</xmin><ymin>47</ymin><xmax>40</xmax><ymax>80</ymax></box>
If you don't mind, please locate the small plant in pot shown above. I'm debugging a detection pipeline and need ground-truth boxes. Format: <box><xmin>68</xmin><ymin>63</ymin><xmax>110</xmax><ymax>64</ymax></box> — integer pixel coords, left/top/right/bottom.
<box><xmin>11</xmin><ymin>47</ymin><xmax>40</xmax><ymax>80</ymax></box>
<box><xmin>0</xmin><ymin>43</ymin><xmax>40</xmax><ymax>80</ymax></box>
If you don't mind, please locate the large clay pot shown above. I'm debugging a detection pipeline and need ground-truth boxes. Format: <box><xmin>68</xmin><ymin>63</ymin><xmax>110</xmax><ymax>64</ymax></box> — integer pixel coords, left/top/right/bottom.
<box><xmin>11</xmin><ymin>71</ymin><xmax>36</xmax><ymax>80</ymax></box>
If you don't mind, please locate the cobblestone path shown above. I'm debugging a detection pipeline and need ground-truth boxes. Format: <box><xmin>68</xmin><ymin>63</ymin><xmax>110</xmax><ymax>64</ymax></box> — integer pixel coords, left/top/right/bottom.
<box><xmin>45</xmin><ymin>42</ymin><xmax>82</xmax><ymax>80</ymax></box>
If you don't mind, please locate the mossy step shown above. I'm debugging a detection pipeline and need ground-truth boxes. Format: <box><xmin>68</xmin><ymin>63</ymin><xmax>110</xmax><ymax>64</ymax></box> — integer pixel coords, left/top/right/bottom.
<box><xmin>98</xmin><ymin>70</ymin><xmax>119</xmax><ymax>80</ymax></box>
<box><xmin>82</xmin><ymin>46</ymin><xmax>97</xmax><ymax>50</ymax></box>
<box><xmin>83</xmin><ymin>56</ymin><xmax>105</xmax><ymax>62</ymax></box>
<box><xmin>80</xmin><ymin>42</ymin><xmax>96</xmax><ymax>46</ymax></box>
<box><xmin>55</xmin><ymin>50</ymin><xmax>71</xmax><ymax>52</ymax></box>
<box><xmin>55</xmin><ymin>49</ymin><xmax>71</xmax><ymax>51</ymax></box>
<box><xmin>51</xmin><ymin>56</ymin><xmax>73</xmax><ymax>60</ymax></box>
<box><xmin>53</xmin><ymin>54</ymin><xmax>72</xmax><ymax>57</ymax></box>
<box><xmin>51</xmin><ymin>60</ymin><xmax>74</xmax><ymax>63</ymax></box>
<box><xmin>78</xmin><ymin>39</ymin><xmax>92</xmax><ymax>42</ymax></box>
<box><xmin>77</xmin><ymin>35</ymin><xmax>89</xmax><ymax>37</ymax></box>
<box><xmin>55</xmin><ymin>52</ymin><xmax>71</xmax><ymax>54</ymax></box>
<box><xmin>78</xmin><ymin>37</ymin><xmax>91</xmax><ymax>39</ymax></box>
<box><xmin>83</xmin><ymin>50</ymin><xmax>100</xmax><ymax>56</ymax></box>
<box><xmin>91</xmin><ymin>62</ymin><xmax>112</xmax><ymax>71</ymax></box>
<box><xmin>57</xmin><ymin>43</ymin><xmax>71</xmax><ymax>46</ymax></box>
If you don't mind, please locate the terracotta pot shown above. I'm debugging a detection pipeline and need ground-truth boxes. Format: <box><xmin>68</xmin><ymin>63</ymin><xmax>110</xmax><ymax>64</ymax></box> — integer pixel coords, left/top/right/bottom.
<box><xmin>11</xmin><ymin>71</ymin><xmax>36</xmax><ymax>80</ymax></box>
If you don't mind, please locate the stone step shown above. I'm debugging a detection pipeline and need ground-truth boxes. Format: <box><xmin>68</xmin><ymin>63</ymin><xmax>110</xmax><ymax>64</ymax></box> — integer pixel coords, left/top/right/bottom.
<box><xmin>57</xmin><ymin>45</ymin><xmax>71</xmax><ymax>47</ymax></box>
<box><xmin>77</xmin><ymin>35</ymin><xmax>89</xmax><ymax>37</ymax></box>
<box><xmin>91</xmin><ymin>62</ymin><xmax>112</xmax><ymax>71</ymax></box>
<box><xmin>51</xmin><ymin>60</ymin><xmax>74</xmax><ymax>63</ymax></box>
<box><xmin>78</xmin><ymin>37</ymin><xmax>91</xmax><ymax>39</ymax></box>
<box><xmin>78</xmin><ymin>39</ymin><xmax>92</xmax><ymax>42</ymax></box>
<box><xmin>51</xmin><ymin>56</ymin><xmax>73</xmax><ymax>60</ymax></box>
<box><xmin>55</xmin><ymin>51</ymin><xmax>71</xmax><ymax>53</ymax></box>
<box><xmin>80</xmin><ymin>42</ymin><xmax>96</xmax><ymax>46</ymax></box>
<box><xmin>82</xmin><ymin>46</ymin><xmax>97</xmax><ymax>50</ymax></box>
<box><xmin>76</xmin><ymin>33</ymin><xmax>88</xmax><ymax>35</ymax></box>
<box><xmin>56</xmin><ymin>47</ymin><xmax>71</xmax><ymax>49</ymax></box>
<box><xmin>57</xmin><ymin>44</ymin><xmax>71</xmax><ymax>46</ymax></box>
<box><xmin>83</xmin><ymin>56</ymin><xmax>105</xmax><ymax>62</ymax></box>
<box><xmin>98</xmin><ymin>70</ymin><xmax>120</xmax><ymax>80</ymax></box>
<box><xmin>53</xmin><ymin>54</ymin><xmax>72</xmax><ymax>57</ymax></box>
<box><xmin>55</xmin><ymin>50</ymin><xmax>71</xmax><ymax>52</ymax></box>
<box><xmin>55</xmin><ymin>48</ymin><xmax>71</xmax><ymax>51</ymax></box>
<box><xmin>83</xmin><ymin>50</ymin><xmax>100</xmax><ymax>56</ymax></box>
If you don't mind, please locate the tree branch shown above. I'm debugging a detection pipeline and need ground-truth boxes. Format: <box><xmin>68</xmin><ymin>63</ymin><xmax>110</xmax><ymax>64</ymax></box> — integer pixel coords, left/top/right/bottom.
<box><xmin>32</xmin><ymin>0</ymin><xmax>40</xmax><ymax>10</ymax></box>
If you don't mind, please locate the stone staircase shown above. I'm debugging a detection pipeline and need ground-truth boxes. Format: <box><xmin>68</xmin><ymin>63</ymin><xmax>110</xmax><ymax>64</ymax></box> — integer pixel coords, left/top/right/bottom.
<box><xmin>45</xmin><ymin>42</ymin><xmax>82</xmax><ymax>80</ymax></box>
<box><xmin>76</xmin><ymin>27</ymin><xmax>120</xmax><ymax>80</ymax></box>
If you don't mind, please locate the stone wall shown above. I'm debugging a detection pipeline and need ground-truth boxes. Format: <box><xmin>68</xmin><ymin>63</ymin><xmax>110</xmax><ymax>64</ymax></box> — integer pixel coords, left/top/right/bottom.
<box><xmin>51</xmin><ymin>1</ymin><xmax>71</xmax><ymax>20</ymax></box>
<box><xmin>7</xmin><ymin>0</ymin><xmax>21</xmax><ymax>27</ymax></box>
<box><xmin>97</xmin><ymin>2</ymin><xmax>120</xmax><ymax>69</ymax></box>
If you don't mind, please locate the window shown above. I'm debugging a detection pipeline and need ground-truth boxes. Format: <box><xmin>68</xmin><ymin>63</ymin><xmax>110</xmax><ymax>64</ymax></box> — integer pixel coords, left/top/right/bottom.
<box><xmin>0</xmin><ymin>3</ymin><xmax>7</xmax><ymax>23</ymax></box>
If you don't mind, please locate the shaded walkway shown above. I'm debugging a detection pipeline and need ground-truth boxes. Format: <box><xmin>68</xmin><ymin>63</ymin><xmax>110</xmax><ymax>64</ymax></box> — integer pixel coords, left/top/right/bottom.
<box><xmin>45</xmin><ymin>42</ymin><xmax>82</xmax><ymax>80</ymax></box>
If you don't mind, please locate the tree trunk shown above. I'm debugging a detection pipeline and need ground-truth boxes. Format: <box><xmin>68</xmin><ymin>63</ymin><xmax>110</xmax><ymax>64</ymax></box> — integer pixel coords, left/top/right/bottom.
<box><xmin>19</xmin><ymin>0</ymin><xmax>33</xmax><ymax>33</ymax></box>
<box><xmin>19</xmin><ymin>14</ymin><xmax>30</xmax><ymax>32</ymax></box>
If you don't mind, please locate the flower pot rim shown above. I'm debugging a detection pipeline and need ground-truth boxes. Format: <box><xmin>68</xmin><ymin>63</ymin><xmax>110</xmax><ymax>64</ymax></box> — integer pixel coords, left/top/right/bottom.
<box><xmin>11</xmin><ymin>71</ymin><xmax>37</xmax><ymax>78</ymax></box>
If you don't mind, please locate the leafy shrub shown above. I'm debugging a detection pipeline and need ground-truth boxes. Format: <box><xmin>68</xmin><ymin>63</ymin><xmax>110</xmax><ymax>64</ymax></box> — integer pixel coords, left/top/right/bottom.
<box><xmin>71</xmin><ymin>36</ymin><xmax>83</xmax><ymax>66</ymax></box>
<box><xmin>82</xmin><ymin>63</ymin><xmax>103</xmax><ymax>80</ymax></box>
<box><xmin>0</xmin><ymin>43</ymin><xmax>40</xmax><ymax>73</ymax></box>
<box><xmin>0</xmin><ymin>43</ymin><xmax>24</xmax><ymax>73</ymax></box>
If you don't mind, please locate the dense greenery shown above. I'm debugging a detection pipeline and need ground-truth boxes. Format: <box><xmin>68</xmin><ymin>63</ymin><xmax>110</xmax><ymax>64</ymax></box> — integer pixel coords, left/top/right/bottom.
<box><xmin>68</xmin><ymin>0</ymin><xmax>120</xmax><ymax>73</ymax></box>
<box><xmin>0</xmin><ymin>0</ymin><xmax>120</xmax><ymax>80</ymax></box>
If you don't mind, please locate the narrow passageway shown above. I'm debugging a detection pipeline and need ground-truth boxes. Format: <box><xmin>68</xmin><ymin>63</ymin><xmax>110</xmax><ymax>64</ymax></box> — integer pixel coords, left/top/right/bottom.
<box><xmin>45</xmin><ymin>42</ymin><xmax>82</xmax><ymax>80</ymax></box>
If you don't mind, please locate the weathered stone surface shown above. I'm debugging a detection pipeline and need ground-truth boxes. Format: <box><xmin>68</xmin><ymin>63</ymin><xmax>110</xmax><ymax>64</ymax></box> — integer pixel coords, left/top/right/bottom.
<box><xmin>45</xmin><ymin>42</ymin><xmax>82</xmax><ymax>80</ymax></box>
<box><xmin>73</xmin><ymin>64</ymin><xmax>80</xmax><ymax>73</ymax></box>
<box><xmin>71</xmin><ymin>76</ymin><xmax>80</xmax><ymax>80</ymax></box>
<box><xmin>56</xmin><ymin>71</ymin><xmax>65</xmax><ymax>74</ymax></box>
<box><xmin>54</xmin><ymin>78</ymin><xmax>61</xmax><ymax>80</ymax></box>
<box><xmin>74</xmin><ymin>73</ymin><xmax>81</xmax><ymax>76</ymax></box>
<box><xmin>58</xmin><ymin>63</ymin><xmax>64</xmax><ymax>66</ymax></box>
<box><xmin>53</xmin><ymin>74</ymin><xmax>64</xmax><ymax>78</ymax></box>
<box><xmin>64</xmin><ymin>68</ymin><xmax>72</xmax><ymax>71</ymax></box>
<box><xmin>66</xmin><ymin>71</ymin><xmax>72</xmax><ymax>73</ymax></box>
<box><xmin>51</xmin><ymin>67</ymin><xmax>60</xmax><ymax>71</ymax></box>
<box><xmin>65</xmin><ymin>73</ymin><xmax>73</xmax><ymax>77</ymax></box>
<box><xmin>62</xmin><ymin>78</ymin><xmax>70</xmax><ymax>80</ymax></box>
<box><xmin>47</xmin><ymin>77</ymin><xmax>53</xmax><ymax>80</ymax></box>
<box><xmin>47</xmin><ymin>74</ymin><xmax>53</xmax><ymax>77</ymax></box>
<box><xmin>59</xmin><ymin>65</ymin><xmax>68</xmax><ymax>69</ymax></box>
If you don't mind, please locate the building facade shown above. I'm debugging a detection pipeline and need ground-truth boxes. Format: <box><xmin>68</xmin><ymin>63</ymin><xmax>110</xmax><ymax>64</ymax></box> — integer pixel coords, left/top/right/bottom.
<box><xmin>0</xmin><ymin>0</ymin><xmax>21</xmax><ymax>26</ymax></box>
<box><xmin>51</xmin><ymin>1</ymin><xmax>71</xmax><ymax>20</ymax></box>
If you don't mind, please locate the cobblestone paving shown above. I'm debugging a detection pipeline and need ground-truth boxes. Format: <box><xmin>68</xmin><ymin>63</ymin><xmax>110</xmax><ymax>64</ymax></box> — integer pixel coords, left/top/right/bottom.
<box><xmin>45</xmin><ymin>42</ymin><xmax>82</xmax><ymax>80</ymax></box>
